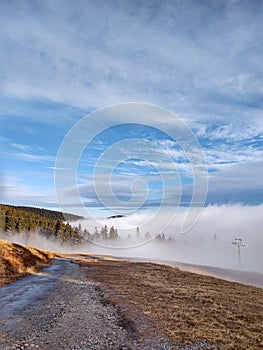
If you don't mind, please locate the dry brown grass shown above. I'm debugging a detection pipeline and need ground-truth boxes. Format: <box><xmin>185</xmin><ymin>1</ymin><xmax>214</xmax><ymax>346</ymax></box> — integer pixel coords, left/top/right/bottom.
<box><xmin>78</xmin><ymin>259</ymin><xmax>263</xmax><ymax>350</ymax></box>
<box><xmin>0</xmin><ymin>239</ymin><xmax>54</xmax><ymax>286</ymax></box>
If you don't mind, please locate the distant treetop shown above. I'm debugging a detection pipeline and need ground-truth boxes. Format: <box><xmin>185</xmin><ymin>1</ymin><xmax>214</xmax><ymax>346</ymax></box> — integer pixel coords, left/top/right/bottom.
<box><xmin>5</xmin><ymin>205</ymin><xmax>84</xmax><ymax>222</ymax></box>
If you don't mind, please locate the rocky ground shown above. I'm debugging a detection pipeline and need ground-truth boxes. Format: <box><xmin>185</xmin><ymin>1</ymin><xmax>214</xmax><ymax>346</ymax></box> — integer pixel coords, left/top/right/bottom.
<box><xmin>0</xmin><ymin>258</ymin><xmax>213</xmax><ymax>350</ymax></box>
<box><xmin>1</xmin><ymin>255</ymin><xmax>262</xmax><ymax>349</ymax></box>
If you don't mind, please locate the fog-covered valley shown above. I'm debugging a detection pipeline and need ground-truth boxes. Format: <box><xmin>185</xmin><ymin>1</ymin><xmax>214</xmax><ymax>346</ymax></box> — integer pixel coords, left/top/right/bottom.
<box><xmin>3</xmin><ymin>204</ymin><xmax>261</xmax><ymax>273</ymax></box>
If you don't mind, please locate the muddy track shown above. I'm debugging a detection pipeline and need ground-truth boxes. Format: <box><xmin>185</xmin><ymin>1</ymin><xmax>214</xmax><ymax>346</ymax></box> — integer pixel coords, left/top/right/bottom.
<box><xmin>0</xmin><ymin>258</ymin><xmax>179</xmax><ymax>350</ymax></box>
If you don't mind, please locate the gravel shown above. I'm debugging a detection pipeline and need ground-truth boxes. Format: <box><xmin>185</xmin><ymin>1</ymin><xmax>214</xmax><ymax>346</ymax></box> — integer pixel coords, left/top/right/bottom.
<box><xmin>0</xmin><ymin>259</ymin><xmax>216</xmax><ymax>350</ymax></box>
<box><xmin>0</xmin><ymin>259</ymin><xmax>166</xmax><ymax>349</ymax></box>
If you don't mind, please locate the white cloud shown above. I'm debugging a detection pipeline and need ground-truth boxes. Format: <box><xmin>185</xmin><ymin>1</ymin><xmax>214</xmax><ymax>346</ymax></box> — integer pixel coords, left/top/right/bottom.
<box><xmin>13</xmin><ymin>152</ymin><xmax>55</xmax><ymax>163</ymax></box>
<box><xmin>46</xmin><ymin>166</ymin><xmax>72</xmax><ymax>171</ymax></box>
<box><xmin>1</xmin><ymin>0</ymin><xmax>262</xmax><ymax>119</ymax></box>
<box><xmin>208</xmin><ymin>161</ymin><xmax>263</xmax><ymax>190</ymax></box>
<box><xmin>1</xmin><ymin>0</ymin><xmax>263</xmax><ymax>209</ymax></box>
<box><xmin>11</xmin><ymin>143</ymin><xmax>33</xmax><ymax>152</ymax></box>
<box><xmin>194</xmin><ymin>121</ymin><xmax>263</xmax><ymax>142</ymax></box>
<box><xmin>1</xmin><ymin>176</ymin><xmax>57</xmax><ymax>207</ymax></box>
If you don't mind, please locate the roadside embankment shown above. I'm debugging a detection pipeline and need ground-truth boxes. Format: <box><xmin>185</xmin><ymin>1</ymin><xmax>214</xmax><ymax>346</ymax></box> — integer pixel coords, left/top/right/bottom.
<box><xmin>0</xmin><ymin>239</ymin><xmax>54</xmax><ymax>286</ymax></box>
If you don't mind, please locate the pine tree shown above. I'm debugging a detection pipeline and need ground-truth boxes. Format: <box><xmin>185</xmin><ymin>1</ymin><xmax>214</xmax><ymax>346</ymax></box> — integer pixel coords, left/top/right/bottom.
<box><xmin>94</xmin><ymin>226</ymin><xmax>99</xmax><ymax>240</ymax></box>
<box><xmin>109</xmin><ymin>226</ymin><xmax>118</xmax><ymax>240</ymax></box>
<box><xmin>55</xmin><ymin>219</ymin><xmax>64</xmax><ymax>235</ymax></box>
<box><xmin>100</xmin><ymin>225</ymin><xmax>108</xmax><ymax>240</ymax></box>
<box><xmin>145</xmin><ymin>231</ymin><xmax>151</xmax><ymax>239</ymax></box>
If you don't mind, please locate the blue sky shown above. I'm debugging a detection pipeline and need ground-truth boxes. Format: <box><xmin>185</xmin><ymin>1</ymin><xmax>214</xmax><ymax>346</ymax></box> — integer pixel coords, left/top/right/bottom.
<box><xmin>1</xmin><ymin>0</ymin><xmax>263</xmax><ymax>218</ymax></box>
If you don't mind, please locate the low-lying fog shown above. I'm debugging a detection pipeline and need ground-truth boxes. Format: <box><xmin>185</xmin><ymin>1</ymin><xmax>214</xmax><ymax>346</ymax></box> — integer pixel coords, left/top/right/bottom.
<box><xmin>2</xmin><ymin>204</ymin><xmax>262</xmax><ymax>273</ymax></box>
<box><xmin>76</xmin><ymin>204</ymin><xmax>263</xmax><ymax>273</ymax></box>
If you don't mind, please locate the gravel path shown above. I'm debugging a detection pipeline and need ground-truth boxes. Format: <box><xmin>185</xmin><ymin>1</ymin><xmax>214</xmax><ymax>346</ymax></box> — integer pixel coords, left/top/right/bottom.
<box><xmin>0</xmin><ymin>258</ymin><xmax>179</xmax><ymax>350</ymax></box>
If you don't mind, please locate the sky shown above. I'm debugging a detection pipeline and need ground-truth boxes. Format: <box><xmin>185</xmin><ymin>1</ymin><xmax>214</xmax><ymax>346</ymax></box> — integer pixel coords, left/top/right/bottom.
<box><xmin>1</xmin><ymin>0</ymin><xmax>263</xmax><ymax>225</ymax></box>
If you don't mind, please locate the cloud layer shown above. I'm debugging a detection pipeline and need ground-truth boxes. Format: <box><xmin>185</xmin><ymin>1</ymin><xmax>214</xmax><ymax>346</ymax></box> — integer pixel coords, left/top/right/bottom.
<box><xmin>74</xmin><ymin>204</ymin><xmax>263</xmax><ymax>273</ymax></box>
<box><xmin>0</xmin><ymin>0</ymin><xmax>262</xmax><ymax>213</ymax></box>
<box><xmin>1</xmin><ymin>0</ymin><xmax>263</xmax><ymax>115</ymax></box>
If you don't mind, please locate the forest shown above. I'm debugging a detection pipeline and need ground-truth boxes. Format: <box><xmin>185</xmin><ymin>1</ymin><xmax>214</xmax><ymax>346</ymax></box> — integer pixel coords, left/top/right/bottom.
<box><xmin>0</xmin><ymin>204</ymin><xmax>123</xmax><ymax>247</ymax></box>
<box><xmin>0</xmin><ymin>204</ymin><xmax>84</xmax><ymax>247</ymax></box>
<box><xmin>14</xmin><ymin>205</ymin><xmax>83</xmax><ymax>222</ymax></box>
<box><xmin>0</xmin><ymin>204</ymin><xmax>173</xmax><ymax>247</ymax></box>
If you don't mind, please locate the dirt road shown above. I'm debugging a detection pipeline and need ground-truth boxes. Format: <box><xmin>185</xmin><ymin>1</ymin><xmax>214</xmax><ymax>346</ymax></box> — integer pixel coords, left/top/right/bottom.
<box><xmin>2</xmin><ymin>257</ymin><xmax>260</xmax><ymax>349</ymax></box>
<box><xmin>0</xmin><ymin>258</ymin><xmax>176</xmax><ymax>350</ymax></box>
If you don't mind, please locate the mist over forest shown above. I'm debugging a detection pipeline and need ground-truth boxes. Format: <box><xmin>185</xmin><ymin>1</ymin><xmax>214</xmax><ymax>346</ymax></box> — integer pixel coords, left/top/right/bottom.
<box><xmin>71</xmin><ymin>204</ymin><xmax>262</xmax><ymax>273</ymax></box>
<box><xmin>2</xmin><ymin>203</ymin><xmax>261</xmax><ymax>273</ymax></box>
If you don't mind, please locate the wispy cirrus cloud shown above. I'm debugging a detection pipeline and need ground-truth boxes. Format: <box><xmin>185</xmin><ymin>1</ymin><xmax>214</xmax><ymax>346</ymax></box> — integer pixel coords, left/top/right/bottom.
<box><xmin>13</xmin><ymin>152</ymin><xmax>55</xmax><ymax>163</ymax></box>
<box><xmin>11</xmin><ymin>143</ymin><xmax>34</xmax><ymax>152</ymax></box>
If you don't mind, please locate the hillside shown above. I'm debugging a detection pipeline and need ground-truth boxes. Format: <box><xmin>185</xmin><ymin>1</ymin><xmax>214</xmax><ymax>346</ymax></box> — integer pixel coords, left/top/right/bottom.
<box><xmin>0</xmin><ymin>204</ymin><xmax>84</xmax><ymax>247</ymax></box>
<box><xmin>4</xmin><ymin>204</ymin><xmax>83</xmax><ymax>222</ymax></box>
<box><xmin>77</xmin><ymin>258</ymin><xmax>263</xmax><ymax>350</ymax></box>
<box><xmin>0</xmin><ymin>204</ymin><xmax>126</xmax><ymax>248</ymax></box>
<box><xmin>0</xmin><ymin>239</ymin><xmax>54</xmax><ymax>286</ymax></box>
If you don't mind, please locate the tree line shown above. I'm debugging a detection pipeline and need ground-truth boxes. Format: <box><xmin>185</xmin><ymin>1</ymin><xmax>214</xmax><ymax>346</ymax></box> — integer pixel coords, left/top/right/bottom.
<box><xmin>0</xmin><ymin>204</ymin><xmax>175</xmax><ymax>247</ymax></box>
<box><xmin>0</xmin><ymin>204</ymin><xmax>84</xmax><ymax>247</ymax></box>
<box><xmin>0</xmin><ymin>205</ymin><xmax>122</xmax><ymax>247</ymax></box>
<box><xmin>13</xmin><ymin>205</ymin><xmax>83</xmax><ymax>222</ymax></box>
<box><xmin>75</xmin><ymin>223</ymin><xmax>119</xmax><ymax>242</ymax></box>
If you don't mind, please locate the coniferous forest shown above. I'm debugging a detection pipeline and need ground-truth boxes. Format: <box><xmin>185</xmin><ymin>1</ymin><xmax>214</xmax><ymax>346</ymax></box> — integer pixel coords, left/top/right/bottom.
<box><xmin>0</xmin><ymin>204</ymin><xmax>172</xmax><ymax>248</ymax></box>
<box><xmin>0</xmin><ymin>204</ymin><xmax>122</xmax><ymax>247</ymax></box>
<box><xmin>0</xmin><ymin>204</ymin><xmax>85</xmax><ymax>247</ymax></box>
<box><xmin>15</xmin><ymin>205</ymin><xmax>83</xmax><ymax>222</ymax></box>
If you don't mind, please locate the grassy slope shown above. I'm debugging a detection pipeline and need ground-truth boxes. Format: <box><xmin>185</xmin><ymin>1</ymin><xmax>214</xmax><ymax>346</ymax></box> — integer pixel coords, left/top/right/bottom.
<box><xmin>76</xmin><ymin>259</ymin><xmax>263</xmax><ymax>350</ymax></box>
<box><xmin>0</xmin><ymin>239</ymin><xmax>54</xmax><ymax>286</ymax></box>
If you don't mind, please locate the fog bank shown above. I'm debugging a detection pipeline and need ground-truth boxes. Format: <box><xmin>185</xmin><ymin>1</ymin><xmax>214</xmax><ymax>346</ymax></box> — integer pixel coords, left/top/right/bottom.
<box><xmin>1</xmin><ymin>204</ymin><xmax>262</xmax><ymax>273</ymax></box>
<box><xmin>75</xmin><ymin>204</ymin><xmax>263</xmax><ymax>273</ymax></box>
